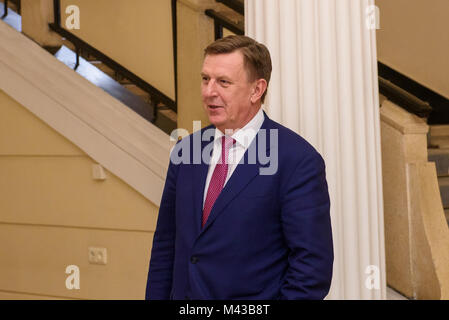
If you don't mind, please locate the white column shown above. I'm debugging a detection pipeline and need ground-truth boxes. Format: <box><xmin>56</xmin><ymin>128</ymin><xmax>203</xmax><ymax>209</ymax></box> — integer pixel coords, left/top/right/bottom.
<box><xmin>246</xmin><ymin>0</ymin><xmax>385</xmax><ymax>299</ymax></box>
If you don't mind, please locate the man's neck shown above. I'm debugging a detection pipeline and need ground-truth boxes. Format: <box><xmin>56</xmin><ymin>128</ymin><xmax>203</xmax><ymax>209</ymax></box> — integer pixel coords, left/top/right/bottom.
<box><xmin>216</xmin><ymin>106</ymin><xmax>262</xmax><ymax>135</ymax></box>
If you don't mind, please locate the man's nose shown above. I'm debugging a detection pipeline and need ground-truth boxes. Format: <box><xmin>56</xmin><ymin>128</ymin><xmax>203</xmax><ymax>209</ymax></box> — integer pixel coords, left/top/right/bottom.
<box><xmin>203</xmin><ymin>80</ymin><xmax>218</xmax><ymax>97</ymax></box>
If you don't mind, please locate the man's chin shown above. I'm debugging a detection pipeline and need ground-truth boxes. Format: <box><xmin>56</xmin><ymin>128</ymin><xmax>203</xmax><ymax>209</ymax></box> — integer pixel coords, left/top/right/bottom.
<box><xmin>207</xmin><ymin>115</ymin><xmax>225</xmax><ymax>128</ymax></box>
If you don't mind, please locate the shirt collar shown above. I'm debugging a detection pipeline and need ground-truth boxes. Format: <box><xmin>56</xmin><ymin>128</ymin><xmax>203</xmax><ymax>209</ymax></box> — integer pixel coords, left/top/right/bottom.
<box><xmin>213</xmin><ymin>107</ymin><xmax>265</xmax><ymax>148</ymax></box>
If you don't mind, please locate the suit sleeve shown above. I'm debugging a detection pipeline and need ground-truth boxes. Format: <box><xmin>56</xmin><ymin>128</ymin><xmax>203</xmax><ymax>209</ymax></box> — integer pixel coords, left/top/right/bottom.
<box><xmin>279</xmin><ymin>151</ymin><xmax>334</xmax><ymax>300</ymax></box>
<box><xmin>145</xmin><ymin>159</ymin><xmax>179</xmax><ymax>300</ymax></box>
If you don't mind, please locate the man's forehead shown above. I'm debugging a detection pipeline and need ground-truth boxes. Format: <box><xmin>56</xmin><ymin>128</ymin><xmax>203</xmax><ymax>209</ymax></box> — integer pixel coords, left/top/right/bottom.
<box><xmin>202</xmin><ymin>52</ymin><xmax>246</xmax><ymax>77</ymax></box>
<box><xmin>203</xmin><ymin>52</ymin><xmax>244</xmax><ymax>69</ymax></box>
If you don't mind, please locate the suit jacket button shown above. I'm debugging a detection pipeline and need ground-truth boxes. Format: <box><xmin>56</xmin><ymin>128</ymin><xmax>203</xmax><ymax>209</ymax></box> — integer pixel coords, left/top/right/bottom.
<box><xmin>190</xmin><ymin>256</ymin><xmax>198</xmax><ymax>264</ymax></box>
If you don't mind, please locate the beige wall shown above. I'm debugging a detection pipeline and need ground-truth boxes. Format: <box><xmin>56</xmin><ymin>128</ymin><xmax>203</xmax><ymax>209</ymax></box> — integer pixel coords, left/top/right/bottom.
<box><xmin>59</xmin><ymin>0</ymin><xmax>175</xmax><ymax>101</ymax></box>
<box><xmin>223</xmin><ymin>27</ymin><xmax>237</xmax><ymax>38</ymax></box>
<box><xmin>376</xmin><ymin>0</ymin><xmax>449</xmax><ymax>99</ymax></box>
<box><xmin>176</xmin><ymin>0</ymin><xmax>216</xmax><ymax>132</ymax></box>
<box><xmin>0</xmin><ymin>89</ymin><xmax>158</xmax><ymax>299</ymax></box>
<box><xmin>21</xmin><ymin>0</ymin><xmax>64</xmax><ymax>47</ymax></box>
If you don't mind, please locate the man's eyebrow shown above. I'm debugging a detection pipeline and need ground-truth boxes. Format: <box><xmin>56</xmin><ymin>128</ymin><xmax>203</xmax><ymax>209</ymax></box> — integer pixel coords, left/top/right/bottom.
<box><xmin>218</xmin><ymin>76</ymin><xmax>233</xmax><ymax>83</ymax></box>
<box><xmin>200</xmin><ymin>73</ymin><xmax>232</xmax><ymax>82</ymax></box>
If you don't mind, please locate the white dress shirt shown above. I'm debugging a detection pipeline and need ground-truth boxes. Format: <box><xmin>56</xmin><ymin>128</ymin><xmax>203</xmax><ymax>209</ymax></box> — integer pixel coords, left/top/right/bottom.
<box><xmin>203</xmin><ymin>107</ymin><xmax>265</xmax><ymax>208</ymax></box>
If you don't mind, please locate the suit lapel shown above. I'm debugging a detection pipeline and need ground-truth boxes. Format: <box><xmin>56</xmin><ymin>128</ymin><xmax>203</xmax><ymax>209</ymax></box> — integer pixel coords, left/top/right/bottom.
<box><xmin>192</xmin><ymin>127</ymin><xmax>214</xmax><ymax>236</ymax></box>
<box><xmin>199</xmin><ymin>115</ymin><xmax>274</xmax><ymax>234</ymax></box>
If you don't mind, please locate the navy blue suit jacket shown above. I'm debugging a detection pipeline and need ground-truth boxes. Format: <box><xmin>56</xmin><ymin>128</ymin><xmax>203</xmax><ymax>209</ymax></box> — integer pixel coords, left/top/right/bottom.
<box><xmin>146</xmin><ymin>114</ymin><xmax>333</xmax><ymax>300</ymax></box>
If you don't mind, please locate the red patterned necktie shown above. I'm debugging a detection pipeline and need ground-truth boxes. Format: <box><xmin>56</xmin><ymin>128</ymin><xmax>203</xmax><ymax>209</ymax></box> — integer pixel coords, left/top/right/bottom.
<box><xmin>202</xmin><ymin>136</ymin><xmax>235</xmax><ymax>228</ymax></box>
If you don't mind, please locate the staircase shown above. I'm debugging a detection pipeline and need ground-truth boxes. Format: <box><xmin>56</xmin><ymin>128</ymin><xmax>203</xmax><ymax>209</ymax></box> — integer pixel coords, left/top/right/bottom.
<box><xmin>1</xmin><ymin>0</ymin><xmax>177</xmax><ymax>136</ymax></box>
<box><xmin>428</xmin><ymin>125</ymin><xmax>449</xmax><ymax>226</ymax></box>
<box><xmin>66</xmin><ymin>47</ymin><xmax>177</xmax><ymax>135</ymax></box>
<box><xmin>0</xmin><ymin>0</ymin><xmax>21</xmax><ymax>31</ymax></box>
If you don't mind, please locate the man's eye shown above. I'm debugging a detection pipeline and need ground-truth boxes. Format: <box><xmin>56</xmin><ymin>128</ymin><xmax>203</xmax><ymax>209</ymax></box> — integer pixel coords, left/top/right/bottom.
<box><xmin>220</xmin><ymin>80</ymin><xmax>230</xmax><ymax>85</ymax></box>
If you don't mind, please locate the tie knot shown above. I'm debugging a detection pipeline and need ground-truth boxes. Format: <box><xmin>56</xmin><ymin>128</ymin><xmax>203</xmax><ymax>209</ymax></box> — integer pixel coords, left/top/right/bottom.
<box><xmin>221</xmin><ymin>136</ymin><xmax>236</xmax><ymax>151</ymax></box>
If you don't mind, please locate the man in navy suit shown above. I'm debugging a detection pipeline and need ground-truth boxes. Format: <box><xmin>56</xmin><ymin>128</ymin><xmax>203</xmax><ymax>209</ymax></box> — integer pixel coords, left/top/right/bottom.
<box><xmin>146</xmin><ymin>35</ymin><xmax>333</xmax><ymax>300</ymax></box>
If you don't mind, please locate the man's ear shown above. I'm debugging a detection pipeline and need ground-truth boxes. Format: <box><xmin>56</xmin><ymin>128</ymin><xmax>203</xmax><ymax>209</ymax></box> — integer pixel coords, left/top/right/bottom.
<box><xmin>250</xmin><ymin>79</ymin><xmax>268</xmax><ymax>104</ymax></box>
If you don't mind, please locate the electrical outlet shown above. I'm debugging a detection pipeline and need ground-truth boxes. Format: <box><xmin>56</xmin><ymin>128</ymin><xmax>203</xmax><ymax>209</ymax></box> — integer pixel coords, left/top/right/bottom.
<box><xmin>88</xmin><ymin>247</ymin><xmax>107</xmax><ymax>265</ymax></box>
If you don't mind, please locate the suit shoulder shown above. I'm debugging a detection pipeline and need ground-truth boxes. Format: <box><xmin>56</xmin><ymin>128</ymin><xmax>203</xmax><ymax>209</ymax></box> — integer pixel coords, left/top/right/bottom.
<box><xmin>171</xmin><ymin>124</ymin><xmax>215</xmax><ymax>151</ymax></box>
<box><xmin>266</xmin><ymin>118</ymin><xmax>322</xmax><ymax>162</ymax></box>
<box><xmin>264</xmin><ymin>119</ymin><xmax>326</xmax><ymax>187</ymax></box>
<box><xmin>176</xmin><ymin>124</ymin><xmax>215</xmax><ymax>144</ymax></box>
<box><xmin>169</xmin><ymin>124</ymin><xmax>215</xmax><ymax>166</ymax></box>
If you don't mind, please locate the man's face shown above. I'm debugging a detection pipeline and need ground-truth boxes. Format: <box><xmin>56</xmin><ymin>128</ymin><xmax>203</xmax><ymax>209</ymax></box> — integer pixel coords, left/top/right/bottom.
<box><xmin>201</xmin><ymin>51</ymin><xmax>259</xmax><ymax>133</ymax></box>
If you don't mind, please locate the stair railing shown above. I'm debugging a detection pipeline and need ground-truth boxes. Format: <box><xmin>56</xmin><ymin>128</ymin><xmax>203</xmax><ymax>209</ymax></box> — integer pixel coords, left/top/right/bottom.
<box><xmin>379</xmin><ymin>76</ymin><xmax>432</xmax><ymax>118</ymax></box>
<box><xmin>215</xmin><ymin>0</ymin><xmax>243</xmax><ymax>15</ymax></box>
<box><xmin>50</xmin><ymin>0</ymin><xmax>177</xmax><ymax>116</ymax></box>
<box><xmin>204</xmin><ymin>9</ymin><xmax>243</xmax><ymax>40</ymax></box>
<box><xmin>378</xmin><ymin>62</ymin><xmax>449</xmax><ymax>124</ymax></box>
<box><xmin>1</xmin><ymin>0</ymin><xmax>8</xmax><ymax>19</ymax></box>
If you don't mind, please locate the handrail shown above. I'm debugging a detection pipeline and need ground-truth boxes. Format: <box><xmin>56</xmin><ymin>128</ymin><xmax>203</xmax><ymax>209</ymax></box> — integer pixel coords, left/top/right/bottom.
<box><xmin>379</xmin><ymin>76</ymin><xmax>432</xmax><ymax>118</ymax></box>
<box><xmin>53</xmin><ymin>0</ymin><xmax>60</xmax><ymax>27</ymax></box>
<box><xmin>51</xmin><ymin>0</ymin><xmax>177</xmax><ymax>113</ymax></box>
<box><xmin>204</xmin><ymin>9</ymin><xmax>244</xmax><ymax>40</ymax></box>
<box><xmin>1</xmin><ymin>0</ymin><xmax>8</xmax><ymax>19</ymax></box>
<box><xmin>49</xmin><ymin>23</ymin><xmax>175</xmax><ymax>113</ymax></box>
<box><xmin>378</xmin><ymin>62</ymin><xmax>449</xmax><ymax>123</ymax></box>
<box><xmin>216</xmin><ymin>0</ymin><xmax>244</xmax><ymax>15</ymax></box>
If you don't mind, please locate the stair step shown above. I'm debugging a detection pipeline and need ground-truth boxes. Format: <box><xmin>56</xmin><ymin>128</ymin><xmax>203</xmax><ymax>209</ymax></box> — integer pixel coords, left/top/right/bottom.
<box><xmin>158</xmin><ymin>107</ymin><xmax>177</xmax><ymax>123</ymax></box>
<box><xmin>429</xmin><ymin>137</ymin><xmax>449</xmax><ymax>149</ymax></box>
<box><xmin>89</xmin><ymin>61</ymin><xmax>115</xmax><ymax>77</ymax></box>
<box><xmin>428</xmin><ymin>148</ymin><xmax>449</xmax><ymax>177</ymax></box>
<box><xmin>429</xmin><ymin>124</ymin><xmax>449</xmax><ymax>147</ymax></box>
<box><xmin>430</xmin><ymin>125</ymin><xmax>449</xmax><ymax>138</ymax></box>
<box><xmin>118</xmin><ymin>78</ymin><xmax>133</xmax><ymax>85</ymax></box>
<box><xmin>85</xmin><ymin>53</ymin><xmax>100</xmax><ymax>62</ymax></box>
<box><xmin>438</xmin><ymin>177</ymin><xmax>449</xmax><ymax>208</ymax></box>
<box><xmin>428</xmin><ymin>125</ymin><xmax>449</xmax><ymax>148</ymax></box>
<box><xmin>445</xmin><ymin>209</ymin><xmax>449</xmax><ymax>226</ymax></box>
<box><xmin>154</xmin><ymin>108</ymin><xmax>177</xmax><ymax>135</ymax></box>
<box><xmin>43</xmin><ymin>46</ymin><xmax>62</xmax><ymax>55</ymax></box>
<box><xmin>123</xmin><ymin>84</ymin><xmax>151</xmax><ymax>102</ymax></box>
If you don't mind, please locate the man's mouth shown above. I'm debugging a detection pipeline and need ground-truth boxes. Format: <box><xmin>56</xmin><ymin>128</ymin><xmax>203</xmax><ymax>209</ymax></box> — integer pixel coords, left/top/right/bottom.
<box><xmin>208</xmin><ymin>105</ymin><xmax>223</xmax><ymax>109</ymax></box>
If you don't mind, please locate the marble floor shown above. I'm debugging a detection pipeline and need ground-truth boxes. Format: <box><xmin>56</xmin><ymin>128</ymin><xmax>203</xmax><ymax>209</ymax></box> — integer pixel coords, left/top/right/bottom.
<box><xmin>386</xmin><ymin>286</ymin><xmax>409</xmax><ymax>300</ymax></box>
